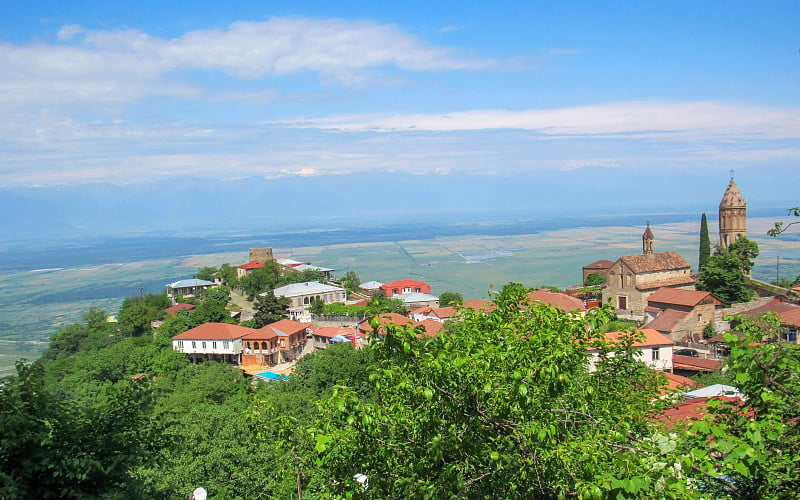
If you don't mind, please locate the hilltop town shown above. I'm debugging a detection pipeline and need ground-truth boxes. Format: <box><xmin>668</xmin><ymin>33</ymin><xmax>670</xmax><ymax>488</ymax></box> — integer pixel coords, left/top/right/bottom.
<box><xmin>3</xmin><ymin>178</ymin><xmax>799</xmax><ymax>499</ymax></box>
<box><xmin>158</xmin><ymin>177</ymin><xmax>799</xmax><ymax>384</ymax></box>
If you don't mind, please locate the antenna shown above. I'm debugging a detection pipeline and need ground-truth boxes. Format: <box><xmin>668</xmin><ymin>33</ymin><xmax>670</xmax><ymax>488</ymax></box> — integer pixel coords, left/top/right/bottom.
<box><xmin>139</xmin><ymin>285</ymin><xmax>145</xmax><ymax>298</ymax></box>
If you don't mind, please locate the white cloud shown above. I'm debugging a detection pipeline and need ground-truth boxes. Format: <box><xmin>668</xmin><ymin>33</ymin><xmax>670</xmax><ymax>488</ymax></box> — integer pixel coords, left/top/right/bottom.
<box><xmin>276</xmin><ymin>101</ymin><xmax>800</xmax><ymax>140</ymax></box>
<box><xmin>0</xmin><ymin>17</ymin><xmax>501</xmax><ymax>109</ymax></box>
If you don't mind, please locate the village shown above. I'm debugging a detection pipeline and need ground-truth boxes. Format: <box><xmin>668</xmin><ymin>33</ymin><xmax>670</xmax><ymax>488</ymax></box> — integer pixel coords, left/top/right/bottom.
<box><xmin>159</xmin><ymin>177</ymin><xmax>800</xmax><ymax>423</ymax></box>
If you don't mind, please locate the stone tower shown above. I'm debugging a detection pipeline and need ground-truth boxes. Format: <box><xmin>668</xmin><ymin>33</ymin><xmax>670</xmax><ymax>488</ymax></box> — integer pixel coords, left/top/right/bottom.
<box><xmin>719</xmin><ymin>177</ymin><xmax>747</xmax><ymax>249</ymax></box>
<box><xmin>642</xmin><ymin>223</ymin><xmax>654</xmax><ymax>256</ymax></box>
<box><xmin>248</xmin><ymin>247</ymin><xmax>274</xmax><ymax>263</ymax></box>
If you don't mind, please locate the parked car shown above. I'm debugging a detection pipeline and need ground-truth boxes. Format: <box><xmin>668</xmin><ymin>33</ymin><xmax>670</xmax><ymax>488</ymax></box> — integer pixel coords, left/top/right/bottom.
<box><xmin>674</xmin><ymin>348</ymin><xmax>699</xmax><ymax>357</ymax></box>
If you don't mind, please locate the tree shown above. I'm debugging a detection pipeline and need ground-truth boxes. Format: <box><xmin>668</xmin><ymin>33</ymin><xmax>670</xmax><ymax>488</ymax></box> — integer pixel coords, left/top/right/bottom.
<box><xmin>699</xmin><ymin>212</ymin><xmax>711</xmax><ymax>270</ymax></box>
<box><xmin>308</xmin><ymin>297</ymin><xmax>326</xmax><ymax>316</ymax></box>
<box><xmin>252</xmin><ymin>292</ymin><xmax>290</xmax><ymax>328</ymax></box>
<box><xmin>767</xmin><ymin>206</ymin><xmax>800</xmax><ymax>236</ymax></box>
<box><xmin>303</xmin><ymin>292</ymin><xmax>688</xmax><ymax>498</ymax></box>
<box><xmin>217</xmin><ymin>263</ymin><xmax>239</xmax><ymax>286</ymax></box>
<box><xmin>682</xmin><ymin>313</ymin><xmax>800</xmax><ymax>498</ymax></box>
<box><xmin>202</xmin><ymin>285</ymin><xmax>230</xmax><ymax>307</ymax></box>
<box><xmin>278</xmin><ymin>268</ymin><xmax>327</xmax><ymax>287</ymax></box>
<box><xmin>583</xmin><ymin>272</ymin><xmax>606</xmax><ymax>286</ymax></box>
<box><xmin>365</xmin><ymin>290</ymin><xmax>406</xmax><ymax>315</ymax></box>
<box><xmin>240</xmin><ymin>261</ymin><xmax>281</xmax><ymax>298</ymax></box>
<box><xmin>340</xmin><ymin>270</ymin><xmax>361</xmax><ymax>294</ymax></box>
<box><xmin>195</xmin><ymin>266</ymin><xmax>218</xmax><ymax>282</ymax></box>
<box><xmin>696</xmin><ymin>237</ymin><xmax>759</xmax><ymax>304</ymax></box>
<box><xmin>0</xmin><ymin>362</ymin><xmax>156</xmax><ymax>498</ymax></box>
<box><xmin>439</xmin><ymin>291</ymin><xmax>463</xmax><ymax>307</ymax></box>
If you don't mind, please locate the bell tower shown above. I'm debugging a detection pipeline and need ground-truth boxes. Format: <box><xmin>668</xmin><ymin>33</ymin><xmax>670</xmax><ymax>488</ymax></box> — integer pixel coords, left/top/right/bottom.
<box><xmin>719</xmin><ymin>174</ymin><xmax>747</xmax><ymax>249</ymax></box>
<box><xmin>642</xmin><ymin>222</ymin><xmax>654</xmax><ymax>256</ymax></box>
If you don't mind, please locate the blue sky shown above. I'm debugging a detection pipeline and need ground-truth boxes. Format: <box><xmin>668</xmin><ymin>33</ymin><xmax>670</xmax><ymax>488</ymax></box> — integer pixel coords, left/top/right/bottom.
<box><xmin>1</xmin><ymin>1</ymin><xmax>798</xmax><ymax>205</ymax></box>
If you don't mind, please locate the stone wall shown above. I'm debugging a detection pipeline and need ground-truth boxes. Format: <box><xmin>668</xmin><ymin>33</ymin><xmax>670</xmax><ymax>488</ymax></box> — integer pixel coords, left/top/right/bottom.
<box><xmin>249</xmin><ymin>247</ymin><xmax>274</xmax><ymax>263</ymax></box>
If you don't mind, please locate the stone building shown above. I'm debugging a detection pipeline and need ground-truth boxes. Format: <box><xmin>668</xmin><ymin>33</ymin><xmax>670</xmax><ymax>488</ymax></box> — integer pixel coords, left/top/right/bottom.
<box><xmin>602</xmin><ymin>225</ymin><xmax>694</xmax><ymax>319</ymax></box>
<box><xmin>719</xmin><ymin>177</ymin><xmax>747</xmax><ymax>249</ymax></box>
<box><xmin>643</xmin><ymin>288</ymin><xmax>724</xmax><ymax>342</ymax></box>
<box><xmin>249</xmin><ymin>247</ymin><xmax>274</xmax><ymax>263</ymax></box>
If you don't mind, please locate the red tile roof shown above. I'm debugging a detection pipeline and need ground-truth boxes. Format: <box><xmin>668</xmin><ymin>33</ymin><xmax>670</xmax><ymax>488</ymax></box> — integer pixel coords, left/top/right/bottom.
<box><xmin>660</xmin><ymin>372</ymin><xmax>699</xmax><ymax>393</ymax></box>
<box><xmin>647</xmin><ymin>288</ymin><xmax>723</xmax><ymax>308</ymax></box>
<box><xmin>583</xmin><ymin>259</ymin><xmax>614</xmax><ymax>270</ymax></box>
<box><xmin>418</xmin><ymin>319</ymin><xmax>444</xmax><ymax>337</ymax></box>
<box><xmin>673</xmin><ymin>354</ymin><xmax>722</xmax><ymax>372</ymax></box>
<box><xmin>239</xmin><ymin>261</ymin><xmax>266</xmax><ymax>269</ymax></box>
<box><xmin>462</xmin><ymin>299</ymin><xmax>496</xmax><ymax>312</ymax></box>
<box><xmin>314</xmin><ymin>327</ymin><xmax>353</xmax><ymax>338</ymax></box>
<box><xmin>165</xmin><ymin>303</ymin><xmax>196</xmax><ymax>315</ymax></box>
<box><xmin>620</xmin><ymin>251</ymin><xmax>691</xmax><ymax>273</ymax></box>
<box><xmin>245</xmin><ymin>319</ymin><xmax>311</xmax><ymax>340</ymax></box>
<box><xmin>643</xmin><ymin>309</ymin><xmax>688</xmax><ymax>334</ymax></box>
<box><xmin>527</xmin><ymin>290</ymin><xmax>586</xmax><ymax>312</ymax></box>
<box><xmin>358</xmin><ymin>313</ymin><xmax>415</xmax><ymax>332</ymax></box>
<box><xmin>738</xmin><ymin>298</ymin><xmax>798</xmax><ymax>317</ymax></box>
<box><xmin>779</xmin><ymin>308</ymin><xmax>800</xmax><ymax>327</ymax></box>
<box><xmin>172</xmin><ymin>322</ymin><xmax>255</xmax><ymax>340</ymax></box>
<box><xmin>382</xmin><ymin>279</ymin><xmax>428</xmax><ymax>288</ymax></box>
<box><xmin>657</xmin><ymin>396</ymin><xmax>743</xmax><ymax>427</ymax></box>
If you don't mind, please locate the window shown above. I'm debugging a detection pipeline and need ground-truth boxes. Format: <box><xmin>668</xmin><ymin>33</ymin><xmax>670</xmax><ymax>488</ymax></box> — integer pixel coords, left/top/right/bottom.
<box><xmin>618</xmin><ymin>296</ymin><xmax>627</xmax><ymax>310</ymax></box>
<box><xmin>223</xmin><ymin>341</ymin><xmax>229</xmax><ymax>349</ymax></box>
<box><xmin>177</xmin><ymin>341</ymin><xmax>183</xmax><ymax>348</ymax></box>
<box><xmin>212</xmin><ymin>341</ymin><xmax>217</xmax><ymax>349</ymax></box>
<box><xmin>202</xmin><ymin>342</ymin><xmax>207</xmax><ymax>349</ymax></box>
<box><xmin>698</xmin><ymin>314</ymin><xmax>703</xmax><ymax>323</ymax></box>
<box><xmin>652</xmin><ymin>348</ymin><xmax>660</xmax><ymax>361</ymax></box>
<box><xmin>192</xmin><ymin>341</ymin><xmax>196</xmax><ymax>348</ymax></box>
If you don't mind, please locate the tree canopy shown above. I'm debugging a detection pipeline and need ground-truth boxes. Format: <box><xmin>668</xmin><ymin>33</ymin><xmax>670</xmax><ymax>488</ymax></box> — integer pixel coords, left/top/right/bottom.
<box><xmin>696</xmin><ymin>237</ymin><xmax>759</xmax><ymax>304</ymax></box>
<box><xmin>699</xmin><ymin>212</ymin><xmax>711</xmax><ymax>270</ymax></box>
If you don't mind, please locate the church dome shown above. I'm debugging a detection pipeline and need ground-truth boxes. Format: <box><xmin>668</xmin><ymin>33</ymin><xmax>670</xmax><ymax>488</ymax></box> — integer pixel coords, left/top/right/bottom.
<box><xmin>719</xmin><ymin>179</ymin><xmax>746</xmax><ymax>209</ymax></box>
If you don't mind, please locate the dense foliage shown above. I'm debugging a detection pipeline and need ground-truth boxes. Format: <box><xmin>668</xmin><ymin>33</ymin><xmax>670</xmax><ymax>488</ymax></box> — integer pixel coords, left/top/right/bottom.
<box><xmin>696</xmin><ymin>237</ymin><xmax>759</xmax><ymax>304</ymax></box>
<box><xmin>2</xmin><ymin>279</ymin><xmax>798</xmax><ymax>498</ymax></box>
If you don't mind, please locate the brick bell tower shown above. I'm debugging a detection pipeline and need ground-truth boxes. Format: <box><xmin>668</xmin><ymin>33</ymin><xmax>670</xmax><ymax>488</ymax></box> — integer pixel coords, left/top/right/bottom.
<box><xmin>719</xmin><ymin>174</ymin><xmax>747</xmax><ymax>249</ymax></box>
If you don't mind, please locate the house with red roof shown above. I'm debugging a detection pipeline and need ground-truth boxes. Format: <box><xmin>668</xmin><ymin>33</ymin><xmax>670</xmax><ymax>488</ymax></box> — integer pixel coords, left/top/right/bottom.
<box><xmin>311</xmin><ymin>326</ymin><xmax>354</xmax><ymax>349</ymax></box>
<box><xmin>380</xmin><ymin>280</ymin><xmax>431</xmax><ymax>297</ymax></box>
<box><xmin>643</xmin><ymin>288</ymin><xmax>724</xmax><ymax>342</ymax></box>
<box><xmin>164</xmin><ymin>303</ymin><xmax>196</xmax><ymax>316</ymax></box>
<box><xmin>357</xmin><ymin>312</ymin><xmax>442</xmax><ymax>338</ymax></box>
<box><xmin>672</xmin><ymin>354</ymin><xmax>722</xmax><ymax>377</ymax></box>
<box><xmin>410</xmin><ymin>306</ymin><xmax>457</xmax><ymax>323</ymax></box>
<box><xmin>242</xmin><ymin>319</ymin><xmax>310</xmax><ymax>365</ymax></box>
<box><xmin>582</xmin><ymin>259</ymin><xmax>614</xmax><ymax>284</ymax></box>
<box><xmin>171</xmin><ymin>322</ymin><xmax>255</xmax><ymax>364</ymax></box>
<box><xmin>528</xmin><ymin>290</ymin><xmax>587</xmax><ymax>314</ymax></box>
<box><xmin>236</xmin><ymin>261</ymin><xmax>266</xmax><ymax>279</ymax></box>
<box><xmin>586</xmin><ymin>328</ymin><xmax>674</xmax><ymax>372</ymax></box>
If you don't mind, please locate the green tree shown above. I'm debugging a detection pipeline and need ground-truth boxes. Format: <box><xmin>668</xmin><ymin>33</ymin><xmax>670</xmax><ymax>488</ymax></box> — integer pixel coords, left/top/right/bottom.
<box><xmin>340</xmin><ymin>270</ymin><xmax>361</xmax><ymax>294</ymax></box>
<box><xmin>309</xmin><ymin>297</ymin><xmax>326</xmax><ymax>316</ymax></box>
<box><xmin>365</xmin><ymin>290</ymin><xmax>406</xmax><ymax>315</ymax></box>
<box><xmin>767</xmin><ymin>206</ymin><xmax>800</xmax><ymax>236</ymax></box>
<box><xmin>696</xmin><ymin>237</ymin><xmax>759</xmax><ymax>304</ymax></box>
<box><xmin>699</xmin><ymin>212</ymin><xmax>711</xmax><ymax>270</ymax></box>
<box><xmin>240</xmin><ymin>261</ymin><xmax>281</xmax><ymax>298</ymax></box>
<box><xmin>583</xmin><ymin>272</ymin><xmax>606</xmax><ymax>286</ymax></box>
<box><xmin>683</xmin><ymin>313</ymin><xmax>800</xmax><ymax>498</ymax></box>
<box><xmin>202</xmin><ymin>285</ymin><xmax>230</xmax><ymax>306</ymax></box>
<box><xmin>303</xmin><ymin>295</ymin><xmax>687</xmax><ymax>498</ymax></box>
<box><xmin>278</xmin><ymin>268</ymin><xmax>327</xmax><ymax>287</ymax></box>
<box><xmin>195</xmin><ymin>266</ymin><xmax>218</xmax><ymax>282</ymax></box>
<box><xmin>253</xmin><ymin>292</ymin><xmax>290</xmax><ymax>328</ymax></box>
<box><xmin>0</xmin><ymin>362</ymin><xmax>156</xmax><ymax>498</ymax></box>
<box><xmin>217</xmin><ymin>262</ymin><xmax>239</xmax><ymax>286</ymax></box>
<box><xmin>439</xmin><ymin>291</ymin><xmax>464</xmax><ymax>307</ymax></box>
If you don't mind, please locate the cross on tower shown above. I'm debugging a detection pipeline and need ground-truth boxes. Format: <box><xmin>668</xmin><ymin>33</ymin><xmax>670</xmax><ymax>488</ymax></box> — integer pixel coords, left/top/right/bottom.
<box><xmin>730</xmin><ymin>168</ymin><xmax>735</xmax><ymax>179</ymax></box>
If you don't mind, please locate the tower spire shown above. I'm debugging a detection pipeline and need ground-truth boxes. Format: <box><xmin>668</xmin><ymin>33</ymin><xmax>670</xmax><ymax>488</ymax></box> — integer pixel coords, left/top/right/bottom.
<box><xmin>642</xmin><ymin>222</ymin><xmax>654</xmax><ymax>256</ymax></box>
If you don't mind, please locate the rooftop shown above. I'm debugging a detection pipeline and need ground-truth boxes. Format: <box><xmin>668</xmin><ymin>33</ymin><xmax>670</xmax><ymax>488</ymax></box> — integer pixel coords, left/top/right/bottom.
<box><xmin>619</xmin><ymin>251</ymin><xmax>691</xmax><ymax>274</ymax></box>
<box><xmin>172</xmin><ymin>322</ymin><xmax>254</xmax><ymax>340</ymax></box>
<box><xmin>528</xmin><ymin>290</ymin><xmax>586</xmax><ymax>312</ymax></box>
<box><xmin>271</xmin><ymin>281</ymin><xmax>345</xmax><ymax>297</ymax></box>
<box><xmin>647</xmin><ymin>288</ymin><xmax>723</xmax><ymax>308</ymax></box>
<box><xmin>166</xmin><ymin>278</ymin><xmax>215</xmax><ymax>289</ymax></box>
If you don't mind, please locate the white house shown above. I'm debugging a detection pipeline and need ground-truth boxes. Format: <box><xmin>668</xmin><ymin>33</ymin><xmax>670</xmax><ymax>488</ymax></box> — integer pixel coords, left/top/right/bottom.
<box><xmin>397</xmin><ymin>292</ymin><xmax>439</xmax><ymax>310</ymax></box>
<box><xmin>586</xmin><ymin>328</ymin><xmax>674</xmax><ymax>372</ymax></box>
<box><xmin>166</xmin><ymin>278</ymin><xmax>216</xmax><ymax>300</ymax></box>
<box><xmin>269</xmin><ymin>281</ymin><xmax>347</xmax><ymax>321</ymax></box>
<box><xmin>171</xmin><ymin>322</ymin><xmax>255</xmax><ymax>364</ymax></box>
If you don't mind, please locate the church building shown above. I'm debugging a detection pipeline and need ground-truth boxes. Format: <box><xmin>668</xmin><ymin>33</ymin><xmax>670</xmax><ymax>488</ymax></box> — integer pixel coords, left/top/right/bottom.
<box><xmin>602</xmin><ymin>224</ymin><xmax>694</xmax><ymax>319</ymax></box>
<box><xmin>719</xmin><ymin>177</ymin><xmax>747</xmax><ymax>248</ymax></box>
